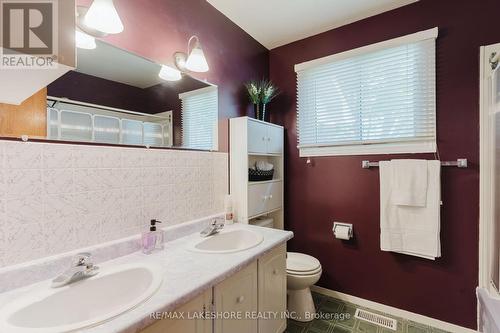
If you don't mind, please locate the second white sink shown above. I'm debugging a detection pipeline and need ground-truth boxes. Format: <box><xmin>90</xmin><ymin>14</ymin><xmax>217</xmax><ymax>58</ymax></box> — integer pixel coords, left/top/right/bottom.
<box><xmin>190</xmin><ymin>229</ymin><xmax>264</xmax><ymax>253</ymax></box>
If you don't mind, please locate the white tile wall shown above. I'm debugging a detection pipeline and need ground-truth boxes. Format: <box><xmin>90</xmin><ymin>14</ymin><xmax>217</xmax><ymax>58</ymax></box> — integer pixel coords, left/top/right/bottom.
<box><xmin>0</xmin><ymin>141</ymin><xmax>228</xmax><ymax>267</ymax></box>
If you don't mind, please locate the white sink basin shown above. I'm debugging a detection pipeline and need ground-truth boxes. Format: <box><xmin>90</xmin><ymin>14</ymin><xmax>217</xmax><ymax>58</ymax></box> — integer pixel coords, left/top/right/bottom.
<box><xmin>189</xmin><ymin>229</ymin><xmax>264</xmax><ymax>253</ymax></box>
<box><xmin>0</xmin><ymin>263</ymin><xmax>163</xmax><ymax>333</ymax></box>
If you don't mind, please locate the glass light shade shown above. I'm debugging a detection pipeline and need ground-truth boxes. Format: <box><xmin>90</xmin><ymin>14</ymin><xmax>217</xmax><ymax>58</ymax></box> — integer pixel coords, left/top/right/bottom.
<box><xmin>84</xmin><ymin>0</ymin><xmax>124</xmax><ymax>34</ymax></box>
<box><xmin>185</xmin><ymin>46</ymin><xmax>209</xmax><ymax>72</ymax></box>
<box><xmin>75</xmin><ymin>30</ymin><xmax>96</xmax><ymax>49</ymax></box>
<box><xmin>158</xmin><ymin>65</ymin><xmax>181</xmax><ymax>81</ymax></box>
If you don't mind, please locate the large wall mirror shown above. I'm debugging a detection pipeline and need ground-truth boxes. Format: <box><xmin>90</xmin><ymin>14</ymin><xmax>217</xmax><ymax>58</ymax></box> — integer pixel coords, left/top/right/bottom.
<box><xmin>0</xmin><ymin>39</ymin><xmax>219</xmax><ymax>151</ymax></box>
<box><xmin>48</xmin><ymin>40</ymin><xmax>218</xmax><ymax>150</ymax></box>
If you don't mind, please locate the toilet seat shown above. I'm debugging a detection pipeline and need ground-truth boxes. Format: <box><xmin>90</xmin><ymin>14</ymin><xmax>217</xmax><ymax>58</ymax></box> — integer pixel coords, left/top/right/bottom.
<box><xmin>286</xmin><ymin>252</ymin><xmax>321</xmax><ymax>275</ymax></box>
<box><xmin>287</xmin><ymin>266</ymin><xmax>322</xmax><ymax>276</ymax></box>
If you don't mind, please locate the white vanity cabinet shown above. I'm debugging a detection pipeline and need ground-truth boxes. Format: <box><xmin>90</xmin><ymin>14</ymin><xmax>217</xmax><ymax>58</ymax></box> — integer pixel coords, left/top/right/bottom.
<box><xmin>214</xmin><ymin>262</ymin><xmax>258</xmax><ymax>333</ymax></box>
<box><xmin>139</xmin><ymin>245</ymin><xmax>287</xmax><ymax>333</ymax></box>
<box><xmin>140</xmin><ymin>289</ymin><xmax>211</xmax><ymax>333</ymax></box>
<box><xmin>258</xmin><ymin>244</ymin><xmax>287</xmax><ymax>333</ymax></box>
<box><xmin>230</xmin><ymin>117</ymin><xmax>284</xmax><ymax>228</ymax></box>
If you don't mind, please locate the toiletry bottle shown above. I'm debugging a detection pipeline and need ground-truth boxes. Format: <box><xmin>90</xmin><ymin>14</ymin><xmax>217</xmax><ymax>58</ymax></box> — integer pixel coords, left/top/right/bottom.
<box><xmin>224</xmin><ymin>195</ymin><xmax>234</xmax><ymax>224</ymax></box>
<box><xmin>142</xmin><ymin>219</ymin><xmax>164</xmax><ymax>254</ymax></box>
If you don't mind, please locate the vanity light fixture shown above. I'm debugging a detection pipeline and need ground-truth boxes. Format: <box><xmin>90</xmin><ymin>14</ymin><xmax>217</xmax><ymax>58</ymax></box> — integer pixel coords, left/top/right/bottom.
<box><xmin>158</xmin><ymin>65</ymin><xmax>182</xmax><ymax>81</ymax></box>
<box><xmin>75</xmin><ymin>29</ymin><xmax>96</xmax><ymax>50</ymax></box>
<box><xmin>174</xmin><ymin>36</ymin><xmax>209</xmax><ymax>73</ymax></box>
<box><xmin>84</xmin><ymin>0</ymin><xmax>124</xmax><ymax>34</ymax></box>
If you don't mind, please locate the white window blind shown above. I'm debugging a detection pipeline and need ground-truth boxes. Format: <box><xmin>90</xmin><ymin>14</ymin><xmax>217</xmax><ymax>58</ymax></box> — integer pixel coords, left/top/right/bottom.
<box><xmin>295</xmin><ymin>28</ymin><xmax>438</xmax><ymax>156</ymax></box>
<box><xmin>180</xmin><ymin>86</ymin><xmax>218</xmax><ymax>150</ymax></box>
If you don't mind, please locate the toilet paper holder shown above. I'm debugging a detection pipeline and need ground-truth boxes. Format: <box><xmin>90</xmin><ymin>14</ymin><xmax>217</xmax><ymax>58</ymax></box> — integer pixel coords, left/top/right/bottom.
<box><xmin>332</xmin><ymin>222</ymin><xmax>353</xmax><ymax>240</ymax></box>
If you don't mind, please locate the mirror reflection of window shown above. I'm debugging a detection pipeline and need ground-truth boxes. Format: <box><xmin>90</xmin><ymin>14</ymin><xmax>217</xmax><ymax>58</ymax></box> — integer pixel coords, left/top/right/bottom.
<box><xmin>180</xmin><ymin>86</ymin><xmax>218</xmax><ymax>151</ymax></box>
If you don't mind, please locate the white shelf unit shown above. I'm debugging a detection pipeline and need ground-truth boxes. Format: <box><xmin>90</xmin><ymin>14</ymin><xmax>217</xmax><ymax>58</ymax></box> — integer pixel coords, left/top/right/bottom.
<box><xmin>230</xmin><ymin>117</ymin><xmax>284</xmax><ymax>229</ymax></box>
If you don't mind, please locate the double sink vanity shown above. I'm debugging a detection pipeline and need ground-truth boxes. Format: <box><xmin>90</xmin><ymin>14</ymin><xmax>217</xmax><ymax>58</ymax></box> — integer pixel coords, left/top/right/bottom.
<box><xmin>0</xmin><ymin>220</ymin><xmax>293</xmax><ymax>333</ymax></box>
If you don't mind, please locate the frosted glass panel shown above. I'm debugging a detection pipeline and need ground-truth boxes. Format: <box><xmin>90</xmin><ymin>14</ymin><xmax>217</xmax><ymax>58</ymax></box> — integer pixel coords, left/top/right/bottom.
<box><xmin>94</xmin><ymin>115</ymin><xmax>120</xmax><ymax>144</ymax></box>
<box><xmin>60</xmin><ymin>110</ymin><xmax>92</xmax><ymax>141</ymax></box>
<box><xmin>122</xmin><ymin>119</ymin><xmax>143</xmax><ymax>145</ymax></box>
<box><xmin>143</xmin><ymin>122</ymin><xmax>163</xmax><ymax>146</ymax></box>
<box><xmin>48</xmin><ymin>108</ymin><xmax>59</xmax><ymax>140</ymax></box>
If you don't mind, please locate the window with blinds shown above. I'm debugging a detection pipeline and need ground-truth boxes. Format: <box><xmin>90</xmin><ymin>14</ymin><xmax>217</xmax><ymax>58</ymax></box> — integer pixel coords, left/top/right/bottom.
<box><xmin>180</xmin><ymin>86</ymin><xmax>218</xmax><ymax>150</ymax></box>
<box><xmin>295</xmin><ymin>28</ymin><xmax>438</xmax><ymax>156</ymax></box>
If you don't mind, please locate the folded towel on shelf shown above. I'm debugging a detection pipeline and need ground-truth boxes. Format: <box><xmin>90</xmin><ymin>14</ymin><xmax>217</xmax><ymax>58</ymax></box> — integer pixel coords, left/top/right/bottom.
<box><xmin>380</xmin><ymin>160</ymin><xmax>441</xmax><ymax>260</ymax></box>
<box><xmin>256</xmin><ymin>160</ymin><xmax>274</xmax><ymax>171</ymax></box>
<box><xmin>390</xmin><ymin>159</ymin><xmax>428</xmax><ymax>207</ymax></box>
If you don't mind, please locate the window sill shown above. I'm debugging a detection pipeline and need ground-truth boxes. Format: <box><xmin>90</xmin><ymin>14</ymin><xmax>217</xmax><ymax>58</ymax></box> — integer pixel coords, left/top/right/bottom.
<box><xmin>299</xmin><ymin>141</ymin><xmax>436</xmax><ymax>157</ymax></box>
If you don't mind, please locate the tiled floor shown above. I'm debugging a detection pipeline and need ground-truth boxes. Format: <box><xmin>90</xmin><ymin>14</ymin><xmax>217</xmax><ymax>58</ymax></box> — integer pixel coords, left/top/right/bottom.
<box><xmin>285</xmin><ymin>292</ymin><xmax>450</xmax><ymax>333</ymax></box>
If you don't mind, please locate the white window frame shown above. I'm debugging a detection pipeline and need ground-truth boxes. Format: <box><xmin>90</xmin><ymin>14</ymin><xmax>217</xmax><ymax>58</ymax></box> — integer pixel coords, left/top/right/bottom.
<box><xmin>295</xmin><ymin>27</ymin><xmax>438</xmax><ymax>157</ymax></box>
<box><xmin>479</xmin><ymin>42</ymin><xmax>500</xmax><ymax>297</ymax></box>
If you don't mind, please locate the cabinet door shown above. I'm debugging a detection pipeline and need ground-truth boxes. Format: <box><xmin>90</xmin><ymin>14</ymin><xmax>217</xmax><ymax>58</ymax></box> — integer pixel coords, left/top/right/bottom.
<box><xmin>266</xmin><ymin>125</ymin><xmax>283</xmax><ymax>154</ymax></box>
<box><xmin>247</xmin><ymin>120</ymin><xmax>268</xmax><ymax>154</ymax></box>
<box><xmin>258</xmin><ymin>244</ymin><xmax>287</xmax><ymax>333</ymax></box>
<box><xmin>248</xmin><ymin>181</ymin><xmax>282</xmax><ymax>217</ymax></box>
<box><xmin>140</xmin><ymin>289</ymin><xmax>211</xmax><ymax>333</ymax></box>
<box><xmin>214</xmin><ymin>262</ymin><xmax>258</xmax><ymax>333</ymax></box>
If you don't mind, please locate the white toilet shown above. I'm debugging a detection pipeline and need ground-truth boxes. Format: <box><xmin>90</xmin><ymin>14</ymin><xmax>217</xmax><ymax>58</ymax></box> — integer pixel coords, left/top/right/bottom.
<box><xmin>286</xmin><ymin>252</ymin><xmax>322</xmax><ymax>322</ymax></box>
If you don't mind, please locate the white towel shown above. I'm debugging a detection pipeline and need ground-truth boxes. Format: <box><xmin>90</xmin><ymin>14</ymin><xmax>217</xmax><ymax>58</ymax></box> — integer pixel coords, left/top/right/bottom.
<box><xmin>390</xmin><ymin>159</ymin><xmax>428</xmax><ymax>207</ymax></box>
<box><xmin>380</xmin><ymin>160</ymin><xmax>441</xmax><ymax>260</ymax></box>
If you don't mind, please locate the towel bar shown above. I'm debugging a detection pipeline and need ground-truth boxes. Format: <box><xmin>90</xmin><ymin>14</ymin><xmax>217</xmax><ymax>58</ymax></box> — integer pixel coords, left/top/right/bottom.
<box><xmin>361</xmin><ymin>158</ymin><xmax>468</xmax><ymax>169</ymax></box>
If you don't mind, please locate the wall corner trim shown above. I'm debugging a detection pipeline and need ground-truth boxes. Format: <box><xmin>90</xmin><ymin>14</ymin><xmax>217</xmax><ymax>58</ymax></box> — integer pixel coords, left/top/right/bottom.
<box><xmin>310</xmin><ymin>285</ymin><xmax>476</xmax><ymax>333</ymax></box>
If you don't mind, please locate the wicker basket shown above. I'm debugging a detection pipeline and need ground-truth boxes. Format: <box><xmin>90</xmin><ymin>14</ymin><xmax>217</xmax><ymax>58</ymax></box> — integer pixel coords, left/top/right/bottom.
<box><xmin>248</xmin><ymin>168</ymin><xmax>274</xmax><ymax>182</ymax></box>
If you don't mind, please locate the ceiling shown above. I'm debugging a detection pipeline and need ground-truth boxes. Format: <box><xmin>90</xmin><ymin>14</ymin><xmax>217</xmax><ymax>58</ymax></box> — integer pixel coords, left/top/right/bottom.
<box><xmin>206</xmin><ymin>0</ymin><xmax>418</xmax><ymax>49</ymax></box>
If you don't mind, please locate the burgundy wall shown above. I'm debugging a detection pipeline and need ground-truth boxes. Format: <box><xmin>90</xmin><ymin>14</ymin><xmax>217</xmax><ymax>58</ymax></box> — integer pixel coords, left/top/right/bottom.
<box><xmin>77</xmin><ymin>0</ymin><xmax>268</xmax><ymax>125</ymax></box>
<box><xmin>269</xmin><ymin>0</ymin><xmax>499</xmax><ymax>329</ymax></box>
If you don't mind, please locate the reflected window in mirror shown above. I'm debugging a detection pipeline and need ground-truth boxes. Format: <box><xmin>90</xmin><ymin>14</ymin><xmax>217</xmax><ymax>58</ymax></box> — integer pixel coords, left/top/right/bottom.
<box><xmin>180</xmin><ymin>86</ymin><xmax>218</xmax><ymax>151</ymax></box>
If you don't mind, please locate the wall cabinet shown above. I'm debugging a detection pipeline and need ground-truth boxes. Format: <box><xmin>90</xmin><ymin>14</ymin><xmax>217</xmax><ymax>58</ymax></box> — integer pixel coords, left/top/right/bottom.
<box><xmin>230</xmin><ymin>117</ymin><xmax>284</xmax><ymax>227</ymax></box>
<box><xmin>247</xmin><ymin>119</ymin><xmax>283</xmax><ymax>154</ymax></box>
<box><xmin>248</xmin><ymin>182</ymin><xmax>283</xmax><ymax>218</ymax></box>
<box><xmin>140</xmin><ymin>245</ymin><xmax>287</xmax><ymax>333</ymax></box>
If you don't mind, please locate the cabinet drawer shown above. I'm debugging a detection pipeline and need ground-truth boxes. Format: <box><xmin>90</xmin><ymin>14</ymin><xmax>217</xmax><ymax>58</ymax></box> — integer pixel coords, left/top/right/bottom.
<box><xmin>248</xmin><ymin>181</ymin><xmax>282</xmax><ymax>217</ymax></box>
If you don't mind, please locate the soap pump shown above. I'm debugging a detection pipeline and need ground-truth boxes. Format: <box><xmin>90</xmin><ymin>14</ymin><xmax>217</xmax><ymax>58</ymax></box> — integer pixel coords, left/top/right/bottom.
<box><xmin>141</xmin><ymin>219</ymin><xmax>164</xmax><ymax>254</ymax></box>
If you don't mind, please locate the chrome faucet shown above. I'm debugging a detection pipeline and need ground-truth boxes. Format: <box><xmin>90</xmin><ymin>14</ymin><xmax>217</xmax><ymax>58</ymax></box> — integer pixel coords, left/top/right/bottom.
<box><xmin>200</xmin><ymin>217</ymin><xmax>225</xmax><ymax>237</ymax></box>
<box><xmin>51</xmin><ymin>252</ymin><xmax>99</xmax><ymax>288</ymax></box>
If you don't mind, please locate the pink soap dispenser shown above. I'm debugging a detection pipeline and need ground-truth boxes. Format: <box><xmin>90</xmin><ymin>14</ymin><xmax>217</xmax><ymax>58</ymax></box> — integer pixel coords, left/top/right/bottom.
<box><xmin>142</xmin><ymin>219</ymin><xmax>164</xmax><ymax>254</ymax></box>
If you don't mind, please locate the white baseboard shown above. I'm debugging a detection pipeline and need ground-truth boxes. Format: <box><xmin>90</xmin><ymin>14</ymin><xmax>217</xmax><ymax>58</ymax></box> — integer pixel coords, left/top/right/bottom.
<box><xmin>311</xmin><ymin>285</ymin><xmax>477</xmax><ymax>333</ymax></box>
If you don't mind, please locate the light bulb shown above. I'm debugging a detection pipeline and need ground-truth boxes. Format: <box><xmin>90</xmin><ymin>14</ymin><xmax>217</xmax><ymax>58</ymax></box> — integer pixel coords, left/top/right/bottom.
<box><xmin>158</xmin><ymin>65</ymin><xmax>181</xmax><ymax>81</ymax></box>
<box><xmin>75</xmin><ymin>30</ymin><xmax>96</xmax><ymax>49</ymax></box>
<box><xmin>84</xmin><ymin>0</ymin><xmax>124</xmax><ymax>34</ymax></box>
<box><xmin>185</xmin><ymin>44</ymin><xmax>209</xmax><ymax>73</ymax></box>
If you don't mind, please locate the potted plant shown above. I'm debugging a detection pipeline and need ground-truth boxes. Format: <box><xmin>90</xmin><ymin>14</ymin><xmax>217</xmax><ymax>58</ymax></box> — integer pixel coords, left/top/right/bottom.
<box><xmin>245</xmin><ymin>80</ymin><xmax>279</xmax><ymax>121</ymax></box>
<box><xmin>245</xmin><ymin>80</ymin><xmax>262</xmax><ymax>120</ymax></box>
<box><xmin>260</xmin><ymin>80</ymin><xmax>279</xmax><ymax>121</ymax></box>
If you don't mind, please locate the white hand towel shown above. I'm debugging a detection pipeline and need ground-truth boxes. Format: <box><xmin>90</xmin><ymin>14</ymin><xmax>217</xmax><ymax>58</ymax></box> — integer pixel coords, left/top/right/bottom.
<box><xmin>390</xmin><ymin>159</ymin><xmax>428</xmax><ymax>207</ymax></box>
<box><xmin>380</xmin><ymin>160</ymin><xmax>441</xmax><ymax>260</ymax></box>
